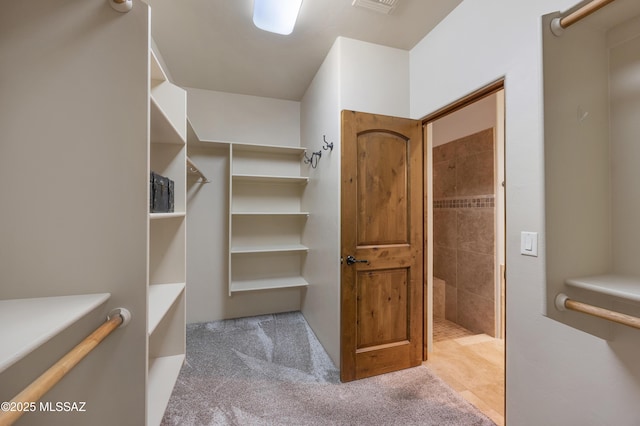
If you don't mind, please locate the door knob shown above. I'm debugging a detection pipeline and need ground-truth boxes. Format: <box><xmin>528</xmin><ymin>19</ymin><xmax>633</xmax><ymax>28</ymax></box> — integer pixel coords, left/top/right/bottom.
<box><xmin>345</xmin><ymin>255</ymin><xmax>369</xmax><ymax>265</ymax></box>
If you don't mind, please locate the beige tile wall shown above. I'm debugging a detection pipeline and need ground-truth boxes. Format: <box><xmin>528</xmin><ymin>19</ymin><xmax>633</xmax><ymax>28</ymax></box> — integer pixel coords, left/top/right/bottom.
<box><xmin>433</xmin><ymin>128</ymin><xmax>496</xmax><ymax>336</ymax></box>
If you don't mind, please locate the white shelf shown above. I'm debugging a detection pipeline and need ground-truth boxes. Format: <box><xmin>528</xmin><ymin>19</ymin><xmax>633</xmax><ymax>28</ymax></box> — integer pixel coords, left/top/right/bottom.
<box><xmin>147</xmin><ymin>354</ymin><xmax>185</xmax><ymax>426</ymax></box>
<box><xmin>149</xmin><ymin>212</ymin><xmax>186</xmax><ymax>220</ymax></box>
<box><xmin>150</xmin><ymin>49</ymin><xmax>167</xmax><ymax>82</ymax></box>
<box><xmin>231</xmin><ymin>244</ymin><xmax>308</xmax><ymax>254</ymax></box>
<box><xmin>233</xmin><ymin>174</ymin><xmax>308</xmax><ymax>184</ymax></box>
<box><xmin>233</xmin><ymin>142</ymin><xmax>306</xmax><ymax>156</ymax></box>
<box><xmin>565</xmin><ymin>274</ymin><xmax>640</xmax><ymax>303</ymax></box>
<box><xmin>230</xmin><ymin>276</ymin><xmax>309</xmax><ymax>293</ymax></box>
<box><xmin>148</xmin><ymin>283</ymin><xmax>185</xmax><ymax>335</ymax></box>
<box><xmin>232</xmin><ymin>211</ymin><xmax>309</xmax><ymax>216</ymax></box>
<box><xmin>0</xmin><ymin>293</ymin><xmax>110</xmax><ymax>373</ymax></box>
<box><xmin>150</xmin><ymin>96</ymin><xmax>185</xmax><ymax>145</ymax></box>
<box><xmin>187</xmin><ymin>120</ymin><xmax>228</xmax><ymax>149</ymax></box>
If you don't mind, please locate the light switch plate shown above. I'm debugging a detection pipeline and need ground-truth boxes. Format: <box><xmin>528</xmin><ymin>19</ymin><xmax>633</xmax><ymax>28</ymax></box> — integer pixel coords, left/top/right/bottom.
<box><xmin>520</xmin><ymin>231</ymin><xmax>538</xmax><ymax>257</ymax></box>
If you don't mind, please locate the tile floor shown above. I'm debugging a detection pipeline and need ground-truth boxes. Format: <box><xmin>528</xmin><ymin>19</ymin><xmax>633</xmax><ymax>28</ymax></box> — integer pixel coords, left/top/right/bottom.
<box><xmin>426</xmin><ymin>319</ymin><xmax>505</xmax><ymax>426</ymax></box>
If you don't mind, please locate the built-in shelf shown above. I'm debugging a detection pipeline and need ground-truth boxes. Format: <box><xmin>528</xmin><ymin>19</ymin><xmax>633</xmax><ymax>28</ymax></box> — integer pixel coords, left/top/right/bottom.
<box><xmin>147</xmin><ymin>45</ymin><xmax>186</xmax><ymax>424</ymax></box>
<box><xmin>147</xmin><ymin>354</ymin><xmax>185</xmax><ymax>426</ymax></box>
<box><xmin>230</xmin><ymin>276</ymin><xmax>309</xmax><ymax>293</ymax></box>
<box><xmin>186</xmin><ymin>121</ymin><xmax>227</xmax><ymax>149</ymax></box>
<box><xmin>0</xmin><ymin>293</ymin><xmax>110</xmax><ymax>373</ymax></box>
<box><xmin>150</xmin><ymin>50</ymin><xmax>167</xmax><ymax>82</ymax></box>
<box><xmin>233</xmin><ymin>142</ymin><xmax>306</xmax><ymax>156</ymax></box>
<box><xmin>232</xmin><ymin>174</ymin><xmax>308</xmax><ymax>184</ymax></box>
<box><xmin>231</xmin><ymin>244</ymin><xmax>308</xmax><ymax>254</ymax></box>
<box><xmin>231</xmin><ymin>212</ymin><xmax>309</xmax><ymax>216</ymax></box>
<box><xmin>150</xmin><ymin>96</ymin><xmax>185</xmax><ymax>146</ymax></box>
<box><xmin>150</xmin><ymin>48</ymin><xmax>186</xmax><ymax>146</ymax></box>
<box><xmin>149</xmin><ymin>212</ymin><xmax>186</xmax><ymax>220</ymax></box>
<box><xmin>228</xmin><ymin>139</ymin><xmax>308</xmax><ymax>295</ymax></box>
<box><xmin>565</xmin><ymin>274</ymin><xmax>640</xmax><ymax>303</ymax></box>
<box><xmin>148</xmin><ymin>283</ymin><xmax>185</xmax><ymax>335</ymax></box>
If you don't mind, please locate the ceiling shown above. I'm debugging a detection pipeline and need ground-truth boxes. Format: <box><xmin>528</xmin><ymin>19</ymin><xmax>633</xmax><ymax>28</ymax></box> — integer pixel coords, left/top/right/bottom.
<box><xmin>149</xmin><ymin>0</ymin><xmax>463</xmax><ymax>101</ymax></box>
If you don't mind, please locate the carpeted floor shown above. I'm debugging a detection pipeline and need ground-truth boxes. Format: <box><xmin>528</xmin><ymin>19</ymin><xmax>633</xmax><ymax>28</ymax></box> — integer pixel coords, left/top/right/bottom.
<box><xmin>161</xmin><ymin>311</ymin><xmax>496</xmax><ymax>426</ymax></box>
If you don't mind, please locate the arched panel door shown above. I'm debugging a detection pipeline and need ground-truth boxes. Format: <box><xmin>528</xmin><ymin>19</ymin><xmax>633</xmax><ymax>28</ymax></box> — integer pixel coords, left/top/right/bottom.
<box><xmin>341</xmin><ymin>110</ymin><xmax>423</xmax><ymax>382</ymax></box>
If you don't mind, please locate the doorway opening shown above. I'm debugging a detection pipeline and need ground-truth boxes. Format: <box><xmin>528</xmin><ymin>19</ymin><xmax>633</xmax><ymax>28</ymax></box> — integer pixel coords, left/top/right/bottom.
<box><xmin>423</xmin><ymin>82</ymin><xmax>506</xmax><ymax>425</ymax></box>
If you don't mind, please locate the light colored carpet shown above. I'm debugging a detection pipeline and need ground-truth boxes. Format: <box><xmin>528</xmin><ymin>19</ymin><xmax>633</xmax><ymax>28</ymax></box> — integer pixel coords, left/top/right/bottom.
<box><xmin>161</xmin><ymin>312</ymin><xmax>496</xmax><ymax>426</ymax></box>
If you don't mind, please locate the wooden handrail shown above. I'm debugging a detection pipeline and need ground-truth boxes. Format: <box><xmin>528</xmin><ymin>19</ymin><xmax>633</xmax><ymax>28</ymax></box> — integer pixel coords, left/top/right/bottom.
<box><xmin>560</xmin><ymin>0</ymin><xmax>617</xmax><ymax>29</ymax></box>
<box><xmin>556</xmin><ymin>293</ymin><xmax>640</xmax><ymax>330</ymax></box>
<box><xmin>0</xmin><ymin>313</ymin><xmax>125</xmax><ymax>426</ymax></box>
<box><xmin>551</xmin><ymin>0</ymin><xmax>618</xmax><ymax>36</ymax></box>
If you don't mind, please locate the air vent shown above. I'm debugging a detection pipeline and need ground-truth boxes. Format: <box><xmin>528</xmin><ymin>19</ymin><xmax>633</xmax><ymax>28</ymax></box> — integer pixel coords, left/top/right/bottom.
<box><xmin>352</xmin><ymin>0</ymin><xmax>399</xmax><ymax>14</ymax></box>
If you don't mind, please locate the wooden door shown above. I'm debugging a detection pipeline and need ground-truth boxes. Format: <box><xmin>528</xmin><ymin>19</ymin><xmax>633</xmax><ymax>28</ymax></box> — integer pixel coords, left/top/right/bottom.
<box><xmin>340</xmin><ymin>110</ymin><xmax>423</xmax><ymax>382</ymax></box>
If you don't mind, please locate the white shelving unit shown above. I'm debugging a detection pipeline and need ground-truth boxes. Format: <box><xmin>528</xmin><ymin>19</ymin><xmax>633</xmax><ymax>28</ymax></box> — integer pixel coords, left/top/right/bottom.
<box><xmin>147</xmin><ymin>49</ymin><xmax>191</xmax><ymax>425</ymax></box>
<box><xmin>0</xmin><ymin>293</ymin><xmax>111</xmax><ymax>373</ymax></box>
<box><xmin>228</xmin><ymin>143</ymin><xmax>309</xmax><ymax>295</ymax></box>
<box><xmin>0</xmin><ymin>3</ymin><xmax>202</xmax><ymax>425</ymax></box>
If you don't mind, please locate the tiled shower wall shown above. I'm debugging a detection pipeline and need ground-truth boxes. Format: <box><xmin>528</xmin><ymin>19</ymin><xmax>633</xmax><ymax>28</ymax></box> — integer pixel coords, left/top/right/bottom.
<box><xmin>433</xmin><ymin>128</ymin><xmax>496</xmax><ymax>336</ymax></box>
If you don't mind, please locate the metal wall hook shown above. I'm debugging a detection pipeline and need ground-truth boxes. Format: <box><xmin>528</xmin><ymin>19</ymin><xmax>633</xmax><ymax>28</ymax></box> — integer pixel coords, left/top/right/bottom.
<box><xmin>303</xmin><ymin>134</ymin><xmax>334</xmax><ymax>169</ymax></box>
<box><xmin>323</xmin><ymin>135</ymin><xmax>334</xmax><ymax>151</ymax></box>
<box><xmin>304</xmin><ymin>150</ymin><xmax>322</xmax><ymax>169</ymax></box>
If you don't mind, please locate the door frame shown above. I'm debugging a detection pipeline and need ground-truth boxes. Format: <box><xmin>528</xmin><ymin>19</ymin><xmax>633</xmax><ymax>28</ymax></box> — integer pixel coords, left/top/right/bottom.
<box><xmin>420</xmin><ymin>79</ymin><xmax>506</xmax><ymax>357</ymax></box>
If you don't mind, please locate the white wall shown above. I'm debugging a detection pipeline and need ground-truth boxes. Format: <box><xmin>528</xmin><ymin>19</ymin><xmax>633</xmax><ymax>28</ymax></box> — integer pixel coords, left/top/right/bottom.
<box><xmin>432</xmin><ymin>93</ymin><xmax>497</xmax><ymax>147</ymax></box>
<box><xmin>185</xmin><ymin>90</ymin><xmax>303</xmax><ymax>323</ymax></box>
<box><xmin>300</xmin><ymin>39</ymin><xmax>342</xmax><ymax>366</ymax></box>
<box><xmin>300</xmin><ymin>37</ymin><xmax>410</xmax><ymax>366</ymax></box>
<box><xmin>339</xmin><ymin>37</ymin><xmax>410</xmax><ymax>117</ymax></box>
<box><xmin>410</xmin><ymin>1</ymin><xmax>640</xmax><ymax>424</ymax></box>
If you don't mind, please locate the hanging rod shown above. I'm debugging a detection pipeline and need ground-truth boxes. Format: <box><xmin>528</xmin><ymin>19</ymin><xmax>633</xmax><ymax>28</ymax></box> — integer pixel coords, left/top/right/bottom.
<box><xmin>555</xmin><ymin>293</ymin><xmax>640</xmax><ymax>330</ymax></box>
<box><xmin>187</xmin><ymin>157</ymin><xmax>210</xmax><ymax>183</ymax></box>
<box><xmin>551</xmin><ymin>0</ymin><xmax>617</xmax><ymax>36</ymax></box>
<box><xmin>0</xmin><ymin>308</ymin><xmax>131</xmax><ymax>426</ymax></box>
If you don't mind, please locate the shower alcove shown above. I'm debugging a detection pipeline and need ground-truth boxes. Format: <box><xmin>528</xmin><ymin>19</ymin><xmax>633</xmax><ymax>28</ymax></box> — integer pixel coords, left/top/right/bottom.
<box><xmin>543</xmin><ymin>0</ymin><xmax>640</xmax><ymax>337</ymax></box>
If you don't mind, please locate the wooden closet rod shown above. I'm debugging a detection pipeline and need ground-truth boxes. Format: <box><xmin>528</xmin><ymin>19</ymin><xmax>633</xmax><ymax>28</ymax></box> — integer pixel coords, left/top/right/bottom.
<box><xmin>187</xmin><ymin>156</ymin><xmax>210</xmax><ymax>183</ymax></box>
<box><xmin>551</xmin><ymin>0</ymin><xmax>617</xmax><ymax>35</ymax></box>
<box><xmin>555</xmin><ymin>294</ymin><xmax>640</xmax><ymax>330</ymax></box>
<box><xmin>0</xmin><ymin>309</ymin><xmax>130</xmax><ymax>426</ymax></box>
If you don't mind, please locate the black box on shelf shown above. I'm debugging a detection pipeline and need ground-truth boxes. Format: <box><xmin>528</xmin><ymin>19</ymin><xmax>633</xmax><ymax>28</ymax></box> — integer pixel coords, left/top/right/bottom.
<box><xmin>150</xmin><ymin>171</ymin><xmax>174</xmax><ymax>213</ymax></box>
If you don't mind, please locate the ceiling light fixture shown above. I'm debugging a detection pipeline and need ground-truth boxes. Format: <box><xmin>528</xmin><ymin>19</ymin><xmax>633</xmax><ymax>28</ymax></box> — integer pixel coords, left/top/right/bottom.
<box><xmin>253</xmin><ymin>0</ymin><xmax>303</xmax><ymax>35</ymax></box>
